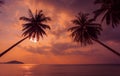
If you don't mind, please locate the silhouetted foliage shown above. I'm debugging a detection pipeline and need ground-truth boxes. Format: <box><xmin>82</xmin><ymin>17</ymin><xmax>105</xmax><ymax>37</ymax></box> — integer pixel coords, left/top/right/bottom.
<box><xmin>93</xmin><ymin>0</ymin><xmax>120</xmax><ymax>28</ymax></box>
<box><xmin>68</xmin><ymin>12</ymin><xmax>120</xmax><ymax>56</ymax></box>
<box><xmin>68</xmin><ymin>12</ymin><xmax>102</xmax><ymax>46</ymax></box>
<box><xmin>20</xmin><ymin>9</ymin><xmax>51</xmax><ymax>41</ymax></box>
<box><xmin>0</xmin><ymin>9</ymin><xmax>51</xmax><ymax>57</ymax></box>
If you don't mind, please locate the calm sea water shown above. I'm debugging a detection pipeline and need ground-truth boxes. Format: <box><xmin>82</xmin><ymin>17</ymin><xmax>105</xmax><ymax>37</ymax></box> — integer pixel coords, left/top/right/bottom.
<box><xmin>0</xmin><ymin>64</ymin><xmax>120</xmax><ymax>76</ymax></box>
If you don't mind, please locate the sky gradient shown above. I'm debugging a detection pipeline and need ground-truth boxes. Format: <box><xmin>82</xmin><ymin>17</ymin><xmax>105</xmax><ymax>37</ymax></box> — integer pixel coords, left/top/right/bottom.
<box><xmin>0</xmin><ymin>0</ymin><xmax>120</xmax><ymax>64</ymax></box>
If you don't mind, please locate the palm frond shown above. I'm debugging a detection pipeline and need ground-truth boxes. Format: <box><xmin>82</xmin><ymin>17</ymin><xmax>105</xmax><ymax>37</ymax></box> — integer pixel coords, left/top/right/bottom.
<box><xmin>94</xmin><ymin>0</ymin><xmax>120</xmax><ymax>28</ymax></box>
<box><xmin>40</xmin><ymin>16</ymin><xmax>51</xmax><ymax>22</ymax></box>
<box><xmin>40</xmin><ymin>23</ymin><xmax>51</xmax><ymax>30</ymax></box>
<box><xmin>28</xmin><ymin>9</ymin><xmax>34</xmax><ymax>18</ymax></box>
<box><xmin>20</xmin><ymin>9</ymin><xmax>51</xmax><ymax>41</ymax></box>
<box><xmin>68</xmin><ymin>26</ymin><xmax>79</xmax><ymax>32</ymax></box>
<box><xmin>68</xmin><ymin>12</ymin><xmax>102</xmax><ymax>46</ymax></box>
<box><xmin>19</xmin><ymin>16</ymin><xmax>31</xmax><ymax>22</ymax></box>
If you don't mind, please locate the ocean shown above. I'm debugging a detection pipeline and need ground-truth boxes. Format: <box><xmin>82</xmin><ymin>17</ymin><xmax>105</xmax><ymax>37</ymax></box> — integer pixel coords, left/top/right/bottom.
<box><xmin>0</xmin><ymin>64</ymin><xmax>120</xmax><ymax>76</ymax></box>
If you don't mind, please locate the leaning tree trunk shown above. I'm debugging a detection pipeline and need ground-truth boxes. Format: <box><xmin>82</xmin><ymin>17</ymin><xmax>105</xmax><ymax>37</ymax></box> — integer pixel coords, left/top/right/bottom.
<box><xmin>93</xmin><ymin>39</ymin><xmax>120</xmax><ymax>57</ymax></box>
<box><xmin>0</xmin><ymin>36</ymin><xmax>28</xmax><ymax>57</ymax></box>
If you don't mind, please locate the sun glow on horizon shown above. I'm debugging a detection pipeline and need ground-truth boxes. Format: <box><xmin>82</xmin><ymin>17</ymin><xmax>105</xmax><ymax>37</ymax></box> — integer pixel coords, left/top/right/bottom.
<box><xmin>30</xmin><ymin>37</ymin><xmax>37</xmax><ymax>43</ymax></box>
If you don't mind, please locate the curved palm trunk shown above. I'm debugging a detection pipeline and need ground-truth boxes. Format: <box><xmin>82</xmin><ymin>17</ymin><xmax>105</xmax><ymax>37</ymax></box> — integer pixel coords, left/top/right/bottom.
<box><xmin>93</xmin><ymin>39</ymin><xmax>120</xmax><ymax>56</ymax></box>
<box><xmin>0</xmin><ymin>36</ymin><xmax>28</xmax><ymax>57</ymax></box>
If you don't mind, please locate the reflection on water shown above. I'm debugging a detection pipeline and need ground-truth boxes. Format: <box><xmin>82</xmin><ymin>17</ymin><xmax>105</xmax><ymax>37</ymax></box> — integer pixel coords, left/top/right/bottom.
<box><xmin>0</xmin><ymin>64</ymin><xmax>120</xmax><ymax>76</ymax></box>
<box><xmin>22</xmin><ymin>64</ymin><xmax>35</xmax><ymax>76</ymax></box>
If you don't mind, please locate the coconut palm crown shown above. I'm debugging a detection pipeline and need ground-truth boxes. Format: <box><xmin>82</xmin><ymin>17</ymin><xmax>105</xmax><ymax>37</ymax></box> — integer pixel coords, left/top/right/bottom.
<box><xmin>20</xmin><ymin>9</ymin><xmax>51</xmax><ymax>41</ymax></box>
<box><xmin>93</xmin><ymin>0</ymin><xmax>120</xmax><ymax>28</ymax></box>
<box><xmin>68</xmin><ymin>12</ymin><xmax>102</xmax><ymax>46</ymax></box>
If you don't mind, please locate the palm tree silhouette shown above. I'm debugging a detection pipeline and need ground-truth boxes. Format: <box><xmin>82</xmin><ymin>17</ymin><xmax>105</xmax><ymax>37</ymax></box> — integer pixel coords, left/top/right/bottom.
<box><xmin>0</xmin><ymin>9</ymin><xmax>51</xmax><ymax>57</ymax></box>
<box><xmin>68</xmin><ymin>12</ymin><xmax>120</xmax><ymax>56</ymax></box>
<box><xmin>93</xmin><ymin>0</ymin><xmax>120</xmax><ymax>28</ymax></box>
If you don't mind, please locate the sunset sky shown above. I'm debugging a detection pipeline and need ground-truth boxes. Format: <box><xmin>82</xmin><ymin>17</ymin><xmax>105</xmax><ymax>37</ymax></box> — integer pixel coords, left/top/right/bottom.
<box><xmin>0</xmin><ymin>0</ymin><xmax>120</xmax><ymax>64</ymax></box>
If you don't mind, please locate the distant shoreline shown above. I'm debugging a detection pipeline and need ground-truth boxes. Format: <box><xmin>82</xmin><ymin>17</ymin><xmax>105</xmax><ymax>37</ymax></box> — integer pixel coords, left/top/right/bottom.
<box><xmin>0</xmin><ymin>60</ymin><xmax>24</xmax><ymax>64</ymax></box>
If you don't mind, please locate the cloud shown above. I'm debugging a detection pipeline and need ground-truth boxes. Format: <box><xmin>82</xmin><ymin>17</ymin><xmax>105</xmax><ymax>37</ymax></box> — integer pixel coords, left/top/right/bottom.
<box><xmin>22</xmin><ymin>46</ymin><xmax>50</xmax><ymax>55</ymax></box>
<box><xmin>33</xmin><ymin>0</ymin><xmax>95</xmax><ymax>13</ymax></box>
<box><xmin>20</xmin><ymin>42</ymin><xmax>98</xmax><ymax>56</ymax></box>
<box><xmin>101</xmin><ymin>26</ymin><xmax>120</xmax><ymax>43</ymax></box>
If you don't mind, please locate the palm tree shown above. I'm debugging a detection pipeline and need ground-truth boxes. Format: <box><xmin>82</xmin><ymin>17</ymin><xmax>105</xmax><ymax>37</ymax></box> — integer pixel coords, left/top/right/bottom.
<box><xmin>93</xmin><ymin>0</ymin><xmax>120</xmax><ymax>28</ymax></box>
<box><xmin>0</xmin><ymin>9</ymin><xmax>51</xmax><ymax>57</ymax></box>
<box><xmin>68</xmin><ymin>12</ymin><xmax>120</xmax><ymax>56</ymax></box>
